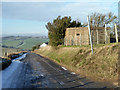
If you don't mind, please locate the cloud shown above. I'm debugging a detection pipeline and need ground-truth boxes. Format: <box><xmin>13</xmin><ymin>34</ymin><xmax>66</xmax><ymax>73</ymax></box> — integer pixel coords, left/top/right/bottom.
<box><xmin>2</xmin><ymin>0</ymin><xmax>120</xmax><ymax>2</ymax></box>
<box><xmin>58</xmin><ymin>2</ymin><xmax>118</xmax><ymax>22</ymax></box>
<box><xmin>2</xmin><ymin>1</ymin><xmax>118</xmax><ymax>23</ymax></box>
<box><xmin>2</xmin><ymin>2</ymin><xmax>68</xmax><ymax>22</ymax></box>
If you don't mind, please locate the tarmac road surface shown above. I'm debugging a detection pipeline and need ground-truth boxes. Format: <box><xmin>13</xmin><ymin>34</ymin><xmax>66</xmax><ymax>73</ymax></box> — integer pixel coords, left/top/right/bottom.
<box><xmin>2</xmin><ymin>53</ymin><xmax>116</xmax><ymax>89</ymax></box>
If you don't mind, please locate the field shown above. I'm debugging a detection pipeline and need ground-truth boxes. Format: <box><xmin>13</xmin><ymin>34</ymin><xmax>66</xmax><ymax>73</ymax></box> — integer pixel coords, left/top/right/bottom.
<box><xmin>2</xmin><ymin>36</ymin><xmax>49</xmax><ymax>50</ymax></box>
<box><xmin>1</xmin><ymin>36</ymin><xmax>49</xmax><ymax>57</ymax></box>
<box><xmin>19</xmin><ymin>38</ymin><xmax>48</xmax><ymax>50</ymax></box>
<box><xmin>3</xmin><ymin>40</ymin><xmax>22</xmax><ymax>47</ymax></box>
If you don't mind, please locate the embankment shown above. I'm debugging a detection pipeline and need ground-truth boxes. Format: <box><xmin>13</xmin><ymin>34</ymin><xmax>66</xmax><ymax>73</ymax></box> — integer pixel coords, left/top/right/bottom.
<box><xmin>1</xmin><ymin>51</ymin><xmax>27</xmax><ymax>70</ymax></box>
<box><xmin>0</xmin><ymin>57</ymin><xmax>11</xmax><ymax>70</ymax></box>
<box><xmin>34</xmin><ymin>43</ymin><xmax>119</xmax><ymax>86</ymax></box>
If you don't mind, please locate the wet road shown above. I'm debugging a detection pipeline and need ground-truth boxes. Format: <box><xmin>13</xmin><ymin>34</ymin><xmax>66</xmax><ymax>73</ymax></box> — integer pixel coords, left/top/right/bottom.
<box><xmin>2</xmin><ymin>53</ymin><xmax>116</xmax><ymax>89</ymax></box>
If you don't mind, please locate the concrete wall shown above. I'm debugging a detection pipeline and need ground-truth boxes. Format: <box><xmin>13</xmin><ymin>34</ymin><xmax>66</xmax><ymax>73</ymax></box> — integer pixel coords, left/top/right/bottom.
<box><xmin>64</xmin><ymin>27</ymin><xmax>110</xmax><ymax>46</ymax></box>
<box><xmin>64</xmin><ymin>27</ymin><xmax>89</xmax><ymax>46</ymax></box>
<box><xmin>91</xmin><ymin>27</ymin><xmax>110</xmax><ymax>44</ymax></box>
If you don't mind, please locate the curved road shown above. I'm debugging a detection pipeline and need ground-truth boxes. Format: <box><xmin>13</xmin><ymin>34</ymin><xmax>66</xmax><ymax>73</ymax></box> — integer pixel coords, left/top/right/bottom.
<box><xmin>2</xmin><ymin>53</ymin><xmax>116</xmax><ymax>88</ymax></box>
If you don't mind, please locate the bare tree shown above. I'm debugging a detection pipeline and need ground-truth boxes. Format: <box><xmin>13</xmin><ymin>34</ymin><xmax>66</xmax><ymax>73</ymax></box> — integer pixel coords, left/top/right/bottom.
<box><xmin>89</xmin><ymin>12</ymin><xmax>117</xmax><ymax>27</ymax></box>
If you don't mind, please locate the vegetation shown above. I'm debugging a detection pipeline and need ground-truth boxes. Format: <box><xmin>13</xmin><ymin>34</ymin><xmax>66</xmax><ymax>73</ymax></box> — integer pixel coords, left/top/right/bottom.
<box><xmin>2</xmin><ymin>36</ymin><xmax>49</xmax><ymax>50</ymax></box>
<box><xmin>8</xmin><ymin>52</ymin><xmax>26</xmax><ymax>59</ymax></box>
<box><xmin>32</xmin><ymin>46</ymin><xmax>37</xmax><ymax>51</ymax></box>
<box><xmin>46</xmin><ymin>16</ymin><xmax>86</xmax><ymax>46</ymax></box>
<box><xmin>34</xmin><ymin>43</ymin><xmax>119</xmax><ymax>85</ymax></box>
<box><xmin>46</xmin><ymin>12</ymin><xmax>117</xmax><ymax>46</ymax></box>
<box><xmin>19</xmin><ymin>38</ymin><xmax>48</xmax><ymax>50</ymax></box>
<box><xmin>0</xmin><ymin>57</ymin><xmax>12</xmax><ymax>70</ymax></box>
<box><xmin>89</xmin><ymin>12</ymin><xmax>117</xmax><ymax>27</ymax></box>
<box><xmin>1</xmin><ymin>46</ymin><xmax>21</xmax><ymax>58</ymax></box>
<box><xmin>2</xmin><ymin>40</ymin><xmax>22</xmax><ymax>47</ymax></box>
<box><xmin>1</xmin><ymin>52</ymin><xmax>27</xmax><ymax>70</ymax></box>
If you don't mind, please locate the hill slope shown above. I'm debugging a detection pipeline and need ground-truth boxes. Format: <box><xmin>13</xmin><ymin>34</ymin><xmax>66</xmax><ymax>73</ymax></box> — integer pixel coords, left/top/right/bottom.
<box><xmin>34</xmin><ymin>43</ymin><xmax>119</xmax><ymax>86</ymax></box>
<box><xmin>2</xmin><ymin>36</ymin><xmax>49</xmax><ymax>50</ymax></box>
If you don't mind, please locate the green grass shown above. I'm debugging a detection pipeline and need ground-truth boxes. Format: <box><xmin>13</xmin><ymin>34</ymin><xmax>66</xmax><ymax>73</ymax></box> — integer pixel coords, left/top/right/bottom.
<box><xmin>59</xmin><ymin>43</ymin><xmax>118</xmax><ymax>48</ymax></box>
<box><xmin>2</xmin><ymin>40</ymin><xmax>22</xmax><ymax>47</ymax></box>
<box><xmin>34</xmin><ymin>43</ymin><xmax>119</xmax><ymax>84</ymax></box>
<box><xmin>2</xmin><ymin>36</ymin><xmax>49</xmax><ymax>50</ymax></box>
<box><xmin>19</xmin><ymin>38</ymin><xmax>49</xmax><ymax>50</ymax></box>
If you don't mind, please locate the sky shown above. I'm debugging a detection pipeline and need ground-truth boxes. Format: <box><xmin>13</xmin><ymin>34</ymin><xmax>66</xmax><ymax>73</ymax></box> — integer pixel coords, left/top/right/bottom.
<box><xmin>118</xmin><ymin>2</ymin><xmax>120</xmax><ymax>27</ymax></box>
<box><xmin>1</xmin><ymin>0</ymin><xmax>120</xmax><ymax>36</ymax></box>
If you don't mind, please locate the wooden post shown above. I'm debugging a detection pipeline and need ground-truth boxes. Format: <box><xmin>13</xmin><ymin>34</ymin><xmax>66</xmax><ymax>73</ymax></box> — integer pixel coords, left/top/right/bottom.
<box><xmin>91</xmin><ymin>31</ymin><xmax>93</xmax><ymax>44</ymax></box>
<box><xmin>87</xmin><ymin>16</ymin><xmax>93</xmax><ymax>54</ymax></box>
<box><xmin>105</xmin><ymin>24</ymin><xmax>107</xmax><ymax>44</ymax></box>
<box><xmin>73</xmin><ymin>37</ymin><xmax>74</xmax><ymax>46</ymax></box>
<box><xmin>69</xmin><ymin>38</ymin><xmax>70</xmax><ymax>46</ymax></box>
<box><xmin>71</xmin><ymin>36</ymin><xmax>73</xmax><ymax>46</ymax></box>
<box><xmin>70</xmin><ymin>37</ymin><xmax>71</xmax><ymax>45</ymax></box>
<box><xmin>75</xmin><ymin>36</ymin><xmax>77</xmax><ymax>45</ymax></box>
<box><xmin>80</xmin><ymin>34</ymin><xmax>82</xmax><ymax>46</ymax></box>
<box><xmin>4</xmin><ymin>52</ymin><xmax>7</xmax><ymax>56</ymax></box>
<box><xmin>115</xmin><ymin>23</ymin><xmax>118</xmax><ymax>43</ymax></box>
<box><xmin>76</xmin><ymin>37</ymin><xmax>78</xmax><ymax>46</ymax></box>
<box><xmin>64</xmin><ymin>38</ymin><xmax>66</xmax><ymax>46</ymax></box>
<box><xmin>96</xmin><ymin>30</ymin><xmax>99</xmax><ymax>44</ymax></box>
<box><xmin>66</xmin><ymin>38</ymin><xmax>67</xmax><ymax>46</ymax></box>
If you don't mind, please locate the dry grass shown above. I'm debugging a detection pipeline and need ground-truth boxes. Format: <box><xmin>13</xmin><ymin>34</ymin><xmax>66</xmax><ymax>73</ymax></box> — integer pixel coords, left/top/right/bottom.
<box><xmin>34</xmin><ymin>43</ymin><xmax>119</xmax><ymax>85</ymax></box>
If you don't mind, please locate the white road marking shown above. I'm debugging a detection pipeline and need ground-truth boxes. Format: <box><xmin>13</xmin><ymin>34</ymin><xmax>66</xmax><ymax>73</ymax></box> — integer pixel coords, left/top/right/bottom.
<box><xmin>71</xmin><ymin>72</ymin><xmax>76</xmax><ymax>74</ymax></box>
<box><xmin>41</xmin><ymin>74</ymin><xmax>44</xmax><ymax>77</ymax></box>
<box><xmin>59</xmin><ymin>81</ymin><xmax>64</xmax><ymax>85</ymax></box>
<box><xmin>79</xmin><ymin>81</ymin><xmax>84</xmax><ymax>85</ymax></box>
<box><xmin>62</xmin><ymin>67</ymin><xmax>67</xmax><ymax>70</ymax></box>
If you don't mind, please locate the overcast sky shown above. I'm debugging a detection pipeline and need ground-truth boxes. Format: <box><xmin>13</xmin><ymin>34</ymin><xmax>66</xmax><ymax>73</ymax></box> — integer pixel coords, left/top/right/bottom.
<box><xmin>2</xmin><ymin>0</ymin><xmax>119</xmax><ymax>36</ymax></box>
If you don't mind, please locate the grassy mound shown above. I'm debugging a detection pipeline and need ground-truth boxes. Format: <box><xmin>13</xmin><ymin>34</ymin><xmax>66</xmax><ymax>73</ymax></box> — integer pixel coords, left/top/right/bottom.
<box><xmin>34</xmin><ymin>43</ymin><xmax>119</xmax><ymax>85</ymax></box>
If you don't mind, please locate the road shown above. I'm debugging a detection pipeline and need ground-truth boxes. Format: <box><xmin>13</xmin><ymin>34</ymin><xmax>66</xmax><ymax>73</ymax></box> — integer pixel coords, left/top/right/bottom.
<box><xmin>2</xmin><ymin>53</ymin><xmax>116</xmax><ymax>88</ymax></box>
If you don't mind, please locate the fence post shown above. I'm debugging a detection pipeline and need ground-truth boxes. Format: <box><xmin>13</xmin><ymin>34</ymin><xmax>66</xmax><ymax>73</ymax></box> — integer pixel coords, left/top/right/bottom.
<box><xmin>63</xmin><ymin>38</ymin><xmax>64</xmax><ymax>45</ymax></box>
<box><xmin>75</xmin><ymin>37</ymin><xmax>76</xmax><ymax>45</ymax></box>
<box><xmin>96</xmin><ymin>30</ymin><xmax>99</xmax><ymax>44</ymax></box>
<box><xmin>66</xmin><ymin>38</ymin><xmax>67</xmax><ymax>46</ymax></box>
<box><xmin>87</xmin><ymin>16</ymin><xmax>93</xmax><ymax>54</ymax></box>
<box><xmin>73</xmin><ymin>37</ymin><xmax>74</xmax><ymax>46</ymax></box>
<box><xmin>80</xmin><ymin>34</ymin><xmax>82</xmax><ymax>46</ymax></box>
<box><xmin>105</xmin><ymin>24</ymin><xmax>107</xmax><ymax>44</ymax></box>
<box><xmin>115</xmin><ymin>23</ymin><xmax>118</xmax><ymax>43</ymax></box>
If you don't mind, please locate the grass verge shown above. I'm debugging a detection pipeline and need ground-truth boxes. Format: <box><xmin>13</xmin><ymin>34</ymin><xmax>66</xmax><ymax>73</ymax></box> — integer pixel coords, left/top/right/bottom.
<box><xmin>33</xmin><ymin>43</ymin><xmax>119</xmax><ymax>86</ymax></box>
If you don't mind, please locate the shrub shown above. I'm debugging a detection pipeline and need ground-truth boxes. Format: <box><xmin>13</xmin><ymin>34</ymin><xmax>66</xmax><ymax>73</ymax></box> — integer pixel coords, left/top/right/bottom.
<box><xmin>32</xmin><ymin>46</ymin><xmax>37</xmax><ymax>51</ymax></box>
<box><xmin>1</xmin><ymin>58</ymin><xmax>12</xmax><ymax>70</ymax></box>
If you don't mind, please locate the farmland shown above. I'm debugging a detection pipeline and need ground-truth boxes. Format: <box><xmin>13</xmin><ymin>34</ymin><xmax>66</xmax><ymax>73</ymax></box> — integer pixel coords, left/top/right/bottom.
<box><xmin>2</xmin><ymin>36</ymin><xmax>49</xmax><ymax>50</ymax></box>
<box><xmin>19</xmin><ymin>38</ymin><xmax>48</xmax><ymax>50</ymax></box>
<box><xmin>2</xmin><ymin>40</ymin><xmax>22</xmax><ymax>47</ymax></box>
<box><xmin>1</xmin><ymin>36</ymin><xmax>49</xmax><ymax>57</ymax></box>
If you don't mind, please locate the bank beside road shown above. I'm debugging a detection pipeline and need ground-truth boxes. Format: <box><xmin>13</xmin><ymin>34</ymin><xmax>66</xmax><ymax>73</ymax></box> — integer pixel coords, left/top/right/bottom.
<box><xmin>33</xmin><ymin>43</ymin><xmax>119</xmax><ymax>86</ymax></box>
<box><xmin>0</xmin><ymin>57</ymin><xmax>11</xmax><ymax>70</ymax></box>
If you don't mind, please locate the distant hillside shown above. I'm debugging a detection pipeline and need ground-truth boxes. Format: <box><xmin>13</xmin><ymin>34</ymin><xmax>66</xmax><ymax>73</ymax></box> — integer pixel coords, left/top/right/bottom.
<box><xmin>2</xmin><ymin>36</ymin><xmax>49</xmax><ymax>50</ymax></box>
